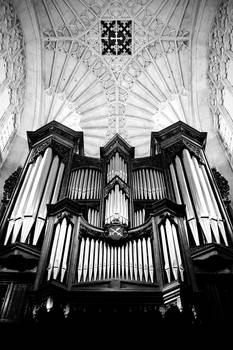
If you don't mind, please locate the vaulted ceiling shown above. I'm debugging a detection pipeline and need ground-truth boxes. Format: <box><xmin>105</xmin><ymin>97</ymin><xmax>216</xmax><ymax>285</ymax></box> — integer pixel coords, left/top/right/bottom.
<box><xmin>14</xmin><ymin>0</ymin><xmax>219</xmax><ymax>158</ymax></box>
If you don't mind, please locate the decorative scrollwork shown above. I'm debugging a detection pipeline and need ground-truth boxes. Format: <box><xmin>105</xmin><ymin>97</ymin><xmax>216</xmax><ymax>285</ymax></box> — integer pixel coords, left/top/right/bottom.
<box><xmin>163</xmin><ymin>139</ymin><xmax>205</xmax><ymax>165</ymax></box>
<box><xmin>29</xmin><ymin>139</ymin><xmax>70</xmax><ymax>163</ymax></box>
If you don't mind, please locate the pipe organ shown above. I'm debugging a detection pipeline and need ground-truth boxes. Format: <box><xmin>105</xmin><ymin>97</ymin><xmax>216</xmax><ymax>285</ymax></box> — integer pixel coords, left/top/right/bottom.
<box><xmin>1</xmin><ymin>121</ymin><xmax>233</xmax><ymax>324</ymax></box>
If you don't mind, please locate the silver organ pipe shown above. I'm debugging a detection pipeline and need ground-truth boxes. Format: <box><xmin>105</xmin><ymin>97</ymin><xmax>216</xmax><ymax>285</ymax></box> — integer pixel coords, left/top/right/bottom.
<box><xmin>134</xmin><ymin>209</ymin><xmax>145</xmax><ymax>227</ymax></box>
<box><xmin>87</xmin><ymin>208</ymin><xmax>100</xmax><ymax>227</ymax></box>
<box><xmin>33</xmin><ymin>155</ymin><xmax>59</xmax><ymax>245</ymax></box>
<box><xmin>133</xmin><ymin>168</ymin><xmax>167</xmax><ymax>200</ymax></box>
<box><xmin>160</xmin><ymin>218</ymin><xmax>184</xmax><ymax>283</ymax></box>
<box><xmin>67</xmin><ymin>168</ymin><xmax>102</xmax><ymax>200</ymax></box>
<box><xmin>170</xmin><ymin>149</ymin><xmax>229</xmax><ymax>247</ymax></box>
<box><xmin>5</xmin><ymin>148</ymin><xmax>65</xmax><ymax>246</ymax></box>
<box><xmin>174</xmin><ymin>155</ymin><xmax>199</xmax><ymax>246</ymax></box>
<box><xmin>47</xmin><ymin>218</ymin><xmax>73</xmax><ymax>282</ymax></box>
<box><xmin>106</xmin><ymin>152</ymin><xmax>127</xmax><ymax>183</ymax></box>
<box><xmin>105</xmin><ymin>187</ymin><xmax>129</xmax><ymax>225</ymax></box>
<box><xmin>76</xmin><ymin>236</ymin><xmax>155</xmax><ymax>283</ymax></box>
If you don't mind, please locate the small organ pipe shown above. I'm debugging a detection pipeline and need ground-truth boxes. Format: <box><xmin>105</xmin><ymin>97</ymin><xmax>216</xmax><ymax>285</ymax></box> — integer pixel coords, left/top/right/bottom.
<box><xmin>160</xmin><ymin>225</ymin><xmax>171</xmax><ymax>283</ymax></box>
<box><xmin>121</xmin><ymin>245</ymin><xmax>125</xmax><ymax>278</ymax></box>
<box><xmin>171</xmin><ymin>224</ymin><xmax>184</xmax><ymax>281</ymax></box>
<box><xmin>105</xmin><ymin>187</ymin><xmax>128</xmax><ymax>225</ymax></box>
<box><xmin>47</xmin><ymin>218</ymin><xmax>73</xmax><ymax>282</ymax></box>
<box><xmin>129</xmin><ymin>241</ymin><xmax>133</xmax><ymax>280</ymax></box>
<box><xmin>93</xmin><ymin>240</ymin><xmax>99</xmax><ymax>280</ymax></box>
<box><xmin>68</xmin><ymin>168</ymin><xmax>102</xmax><ymax>200</ymax></box>
<box><xmin>98</xmin><ymin>241</ymin><xmax>103</xmax><ymax>280</ymax></box>
<box><xmin>165</xmin><ymin>219</ymin><xmax>178</xmax><ymax>280</ymax></box>
<box><xmin>107</xmin><ymin>245</ymin><xmax>110</xmax><ymax>279</ymax></box>
<box><xmin>53</xmin><ymin>218</ymin><xmax>67</xmax><ymax>280</ymax></box>
<box><xmin>133</xmin><ymin>241</ymin><xmax>138</xmax><ymax>280</ymax></box>
<box><xmin>61</xmin><ymin>223</ymin><xmax>72</xmax><ymax>282</ymax></box>
<box><xmin>110</xmin><ymin>246</ymin><xmax>114</xmax><ymax>278</ymax></box>
<box><xmin>137</xmin><ymin>239</ymin><xmax>143</xmax><ymax>281</ymax></box>
<box><xmin>48</xmin><ymin>223</ymin><xmax>60</xmax><ymax>281</ymax></box>
<box><xmin>145</xmin><ymin>169</ymin><xmax>152</xmax><ymax>200</ymax></box>
<box><xmin>133</xmin><ymin>169</ymin><xmax>166</xmax><ymax>200</ymax></box>
<box><xmin>142</xmin><ymin>238</ymin><xmax>149</xmax><ymax>282</ymax></box>
<box><xmin>77</xmin><ymin>238</ymin><xmax>85</xmax><ymax>282</ymax></box>
<box><xmin>125</xmin><ymin>244</ymin><xmax>129</xmax><ymax>279</ymax></box>
<box><xmin>160</xmin><ymin>219</ymin><xmax>184</xmax><ymax>283</ymax></box>
<box><xmin>89</xmin><ymin>239</ymin><xmax>94</xmax><ymax>281</ymax></box>
<box><xmin>86</xmin><ymin>169</ymin><xmax>92</xmax><ymax>199</ymax></box>
<box><xmin>150</xmin><ymin>169</ymin><xmax>156</xmax><ymax>199</ymax></box>
<box><xmin>134</xmin><ymin>209</ymin><xmax>145</xmax><ymax>227</ymax></box>
<box><xmin>147</xmin><ymin>238</ymin><xmax>154</xmax><ymax>282</ymax></box>
<box><xmin>103</xmin><ymin>242</ymin><xmax>107</xmax><ymax>279</ymax></box>
<box><xmin>114</xmin><ymin>246</ymin><xmax>117</xmax><ymax>278</ymax></box>
<box><xmin>106</xmin><ymin>153</ymin><xmax>128</xmax><ymax>183</ymax></box>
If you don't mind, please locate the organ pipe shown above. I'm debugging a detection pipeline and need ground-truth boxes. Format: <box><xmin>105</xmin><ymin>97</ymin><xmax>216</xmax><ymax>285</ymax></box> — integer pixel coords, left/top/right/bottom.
<box><xmin>33</xmin><ymin>155</ymin><xmax>59</xmax><ymax>245</ymax></box>
<box><xmin>105</xmin><ymin>187</ymin><xmax>129</xmax><ymax>225</ymax></box>
<box><xmin>171</xmin><ymin>149</ymin><xmax>229</xmax><ymax>247</ymax></box>
<box><xmin>133</xmin><ymin>168</ymin><xmax>166</xmax><ymax>200</ymax></box>
<box><xmin>87</xmin><ymin>208</ymin><xmax>100</xmax><ymax>227</ymax></box>
<box><xmin>68</xmin><ymin>168</ymin><xmax>102</xmax><ymax>200</ymax></box>
<box><xmin>106</xmin><ymin>152</ymin><xmax>128</xmax><ymax>183</ymax></box>
<box><xmin>47</xmin><ymin>218</ymin><xmax>73</xmax><ymax>283</ymax></box>
<box><xmin>134</xmin><ymin>209</ymin><xmax>145</xmax><ymax>227</ymax></box>
<box><xmin>174</xmin><ymin>155</ymin><xmax>200</xmax><ymax>246</ymax></box>
<box><xmin>160</xmin><ymin>219</ymin><xmax>184</xmax><ymax>283</ymax></box>
<box><xmin>4</xmin><ymin>147</ymin><xmax>65</xmax><ymax>246</ymax></box>
<box><xmin>76</xmin><ymin>236</ymin><xmax>155</xmax><ymax>283</ymax></box>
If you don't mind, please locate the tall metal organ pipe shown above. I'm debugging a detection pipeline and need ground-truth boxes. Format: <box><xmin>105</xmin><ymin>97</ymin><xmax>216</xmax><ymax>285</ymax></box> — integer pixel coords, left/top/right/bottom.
<box><xmin>77</xmin><ymin>236</ymin><xmax>154</xmax><ymax>283</ymax></box>
<box><xmin>107</xmin><ymin>152</ymin><xmax>127</xmax><ymax>183</ymax></box>
<box><xmin>105</xmin><ymin>185</ymin><xmax>128</xmax><ymax>224</ymax></box>
<box><xmin>87</xmin><ymin>208</ymin><xmax>100</xmax><ymax>227</ymax></box>
<box><xmin>4</xmin><ymin>147</ymin><xmax>64</xmax><ymax>246</ymax></box>
<box><xmin>160</xmin><ymin>218</ymin><xmax>184</xmax><ymax>283</ymax></box>
<box><xmin>67</xmin><ymin>168</ymin><xmax>102</xmax><ymax>200</ymax></box>
<box><xmin>170</xmin><ymin>149</ymin><xmax>229</xmax><ymax>246</ymax></box>
<box><xmin>133</xmin><ymin>168</ymin><xmax>166</xmax><ymax>200</ymax></box>
<box><xmin>134</xmin><ymin>209</ymin><xmax>145</xmax><ymax>227</ymax></box>
<box><xmin>47</xmin><ymin>217</ymin><xmax>72</xmax><ymax>282</ymax></box>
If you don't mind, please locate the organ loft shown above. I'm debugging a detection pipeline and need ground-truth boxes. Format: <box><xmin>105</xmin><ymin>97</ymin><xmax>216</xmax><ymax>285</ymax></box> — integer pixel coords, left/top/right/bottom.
<box><xmin>0</xmin><ymin>119</ymin><xmax>233</xmax><ymax>328</ymax></box>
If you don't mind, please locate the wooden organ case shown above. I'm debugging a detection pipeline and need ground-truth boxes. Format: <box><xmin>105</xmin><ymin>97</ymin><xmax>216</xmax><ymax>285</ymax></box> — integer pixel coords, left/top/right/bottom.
<box><xmin>0</xmin><ymin>120</ymin><xmax>233</xmax><ymax>327</ymax></box>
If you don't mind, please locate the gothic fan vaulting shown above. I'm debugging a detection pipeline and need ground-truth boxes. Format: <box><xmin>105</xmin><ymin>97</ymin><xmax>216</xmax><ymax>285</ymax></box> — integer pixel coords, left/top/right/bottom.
<box><xmin>35</xmin><ymin>0</ymin><xmax>193</xmax><ymax>157</ymax></box>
